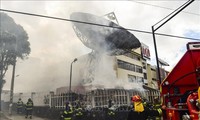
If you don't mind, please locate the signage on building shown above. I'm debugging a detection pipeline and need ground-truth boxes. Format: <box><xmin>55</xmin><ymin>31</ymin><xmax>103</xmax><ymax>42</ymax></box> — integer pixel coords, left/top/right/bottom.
<box><xmin>141</xmin><ymin>43</ymin><xmax>151</xmax><ymax>60</ymax></box>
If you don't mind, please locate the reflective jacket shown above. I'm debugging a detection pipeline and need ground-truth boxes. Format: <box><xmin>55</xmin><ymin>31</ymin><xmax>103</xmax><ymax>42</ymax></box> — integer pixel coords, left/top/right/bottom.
<box><xmin>108</xmin><ymin>109</ymin><xmax>115</xmax><ymax>116</ymax></box>
<box><xmin>127</xmin><ymin>107</ymin><xmax>162</xmax><ymax>120</ymax></box>
<box><xmin>17</xmin><ymin>100</ymin><xmax>23</xmax><ymax>108</ymax></box>
<box><xmin>74</xmin><ymin>107</ymin><xmax>83</xmax><ymax>117</ymax></box>
<box><xmin>26</xmin><ymin>101</ymin><xmax>33</xmax><ymax>110</ymax></box>
<box><xmin>153</xmin><ymin>103</ymin><xmax>162</xmax><ymax>120</ymax></box>
<box><xmin>61</xmin><ymin>107</ymin><xmax>73</xmax><ymax>120</ymax></box>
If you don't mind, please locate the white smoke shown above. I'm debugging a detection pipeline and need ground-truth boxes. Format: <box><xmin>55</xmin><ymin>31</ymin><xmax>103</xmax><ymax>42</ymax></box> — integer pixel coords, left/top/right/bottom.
<box><xmin>71</xmin><ymin>12</ymin><xmax>145</xmax><ymax>92</ymax></box>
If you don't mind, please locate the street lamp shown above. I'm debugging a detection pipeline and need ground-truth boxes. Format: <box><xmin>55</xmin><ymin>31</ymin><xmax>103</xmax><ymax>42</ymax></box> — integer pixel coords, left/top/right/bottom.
<box><xmin>69</xmin><ymin>58</ymin><xmax>77</xmax><ymax>102</ymax></box>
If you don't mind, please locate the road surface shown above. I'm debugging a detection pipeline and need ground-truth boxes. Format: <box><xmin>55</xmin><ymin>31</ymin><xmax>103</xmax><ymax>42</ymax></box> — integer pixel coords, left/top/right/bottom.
<box><xmin>0</xmin><ymin>111</ymin><xmax>48</xmax><ymax>120</ymax></box>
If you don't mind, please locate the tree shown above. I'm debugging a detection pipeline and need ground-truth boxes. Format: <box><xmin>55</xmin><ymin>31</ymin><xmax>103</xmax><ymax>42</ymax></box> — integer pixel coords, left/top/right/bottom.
<box><xmin>0</xmin><ymin>12</ymin><xmax>31</xmax><ymax>111</ymax></box>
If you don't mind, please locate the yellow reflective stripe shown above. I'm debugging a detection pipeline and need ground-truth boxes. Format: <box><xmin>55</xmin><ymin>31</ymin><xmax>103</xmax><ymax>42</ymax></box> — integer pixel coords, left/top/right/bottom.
<box><xmin>135</xmin><ymin>96</ymin><xmax>139</xmax><ymax>99</ymax></box>
<box><xmin>157</xmin><ymin>109</ymin><xmax>162</xmax><ymax>115</ymax></box>
<box><xmin>64</xmin><ymin>118</ymin><xmax>71</xmax><ymax>120</ymax></box>
<box><xmin>76</xmin><ymin>111</ymin><xmax>83</xmax><ymax>115</ymax></box>
<box><xmin>68</xmin><ymin>111</ymin><xmax>73</xmax><ymax>114</ymax></box>
<box><xmin>64</xmin><ymin>110</ymin><xmax>73</xmax><ymax>114</ymax></box>
<box><xmin>160</xmin><ymin>87</ymin><xmax>162</xmax><ymax>93</ymax></box>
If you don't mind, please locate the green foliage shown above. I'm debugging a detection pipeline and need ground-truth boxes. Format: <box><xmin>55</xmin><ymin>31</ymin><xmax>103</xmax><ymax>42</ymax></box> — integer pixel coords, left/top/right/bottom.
<box><xmin>0</xmin><ymin>12</ymin><xmax>31</xmax><ymax>89</ymax></box>
<box><xmin>0</xmin><ymin>12</ymin><xmax>31</xmax><ymax>59</ymax></box>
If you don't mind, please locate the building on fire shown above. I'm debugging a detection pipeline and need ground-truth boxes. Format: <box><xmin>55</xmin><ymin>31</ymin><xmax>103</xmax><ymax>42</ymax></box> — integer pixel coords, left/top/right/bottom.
<box><xmin>53</xmin><ymin>42</ymin><xmax>169</xmax><ymax>108</ymax></box>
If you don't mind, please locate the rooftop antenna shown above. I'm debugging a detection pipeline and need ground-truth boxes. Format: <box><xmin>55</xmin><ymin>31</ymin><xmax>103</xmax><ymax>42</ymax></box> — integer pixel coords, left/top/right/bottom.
<box><xmin>104</xmin><ymin>12</ymin><xmax>119</xmax><ymax>25</ymax></box>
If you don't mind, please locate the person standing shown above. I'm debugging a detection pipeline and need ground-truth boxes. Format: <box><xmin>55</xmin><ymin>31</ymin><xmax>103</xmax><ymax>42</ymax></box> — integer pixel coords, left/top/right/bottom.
<box><xmin>17</xmin><ymin>98</ymin><xmax>24</xmax><ymax>114</ymax></box>
<box><xmin>127</xmin><ymin>95</ymin><xmax>162</xmax><ymax>120</ymax></box>
<box><xmin>106</xmin><ymin>107</ymin><xmax>116</xmax><ymax>120</ymax></box>
<box><xmin>74</xmin><ymin>104</ymin><xmax>84</xmax><ymax>120</ymax></box>
<box><xmin>60</xmin><ymin>101</ymin><xmax>73</xmax><ymax>120</ymax></box>
<box><xmin>25</xmin><ymin>98</ymin><xmax>34</xmax><ymax>119</ymax></box>
<box><xmin>153</xmin><ymin>97</ymin><xmax>162</xmax><ymax>120</ymax></box>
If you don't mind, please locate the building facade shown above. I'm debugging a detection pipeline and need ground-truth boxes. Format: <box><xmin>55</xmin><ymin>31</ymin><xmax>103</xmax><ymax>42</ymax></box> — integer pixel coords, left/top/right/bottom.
<box><xmin>52</xmin><ymin>42</ymin><xmax>169</xmax><ymax>108</ymax></box>
<box><xmin>115</xmin><ymin>42</ymin><xmax>168</xmax><ymax>90</ymax></box>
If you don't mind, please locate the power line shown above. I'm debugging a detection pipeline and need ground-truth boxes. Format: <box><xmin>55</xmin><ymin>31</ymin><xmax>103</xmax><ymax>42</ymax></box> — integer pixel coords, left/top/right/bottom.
<box><xmin>130</xmin><ymin>1</ymin><xmax>200</xmax><ymax>16</ymax></box>
<box><xmin>153</xmin><ymin>0</ymin><xmax>192</xmax><ymax>28</ymax></box>
<box><xmin>0</xmin><ymin>9</ymin><xmax>199</xmax><ymax>41</ymax></box>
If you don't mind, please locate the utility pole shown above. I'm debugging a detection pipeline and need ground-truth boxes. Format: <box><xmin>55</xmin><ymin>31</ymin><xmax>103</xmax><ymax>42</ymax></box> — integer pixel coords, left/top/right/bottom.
<box><xmin>152</xmin><ymin>0</ymin><xmax>194</xmax><ymax>85</ymax></box>
<box><xmin>9</xmin><ymin>35</ymin><xmax>17</xmax><ymax>115</ymax></box>
<box><xmin>9</xmin><ymin>56</ymin><xmax>16</xmax><ymax>115</ymax></box>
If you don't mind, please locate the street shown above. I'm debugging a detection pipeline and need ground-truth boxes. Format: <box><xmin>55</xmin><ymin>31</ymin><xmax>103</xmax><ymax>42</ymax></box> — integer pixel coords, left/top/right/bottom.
<box><xmin>0</xmin><ymin>111</ymin><xmax>48</xmax><ymax>120</ymax></box>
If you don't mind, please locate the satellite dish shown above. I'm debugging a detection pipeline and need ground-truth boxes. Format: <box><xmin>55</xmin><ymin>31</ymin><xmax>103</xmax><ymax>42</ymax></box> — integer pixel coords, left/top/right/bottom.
<box><xmin>70</xmin><ymin>12</ymin><xmax>141</xmax><ymax>55</ymax></box>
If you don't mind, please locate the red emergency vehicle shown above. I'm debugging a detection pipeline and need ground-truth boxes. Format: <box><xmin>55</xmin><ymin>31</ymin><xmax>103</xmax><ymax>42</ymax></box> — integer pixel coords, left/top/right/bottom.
<box><xmin>161</xmin><ymin>42</ymin><xmax>200</xmax><ymax>120</ymax></box>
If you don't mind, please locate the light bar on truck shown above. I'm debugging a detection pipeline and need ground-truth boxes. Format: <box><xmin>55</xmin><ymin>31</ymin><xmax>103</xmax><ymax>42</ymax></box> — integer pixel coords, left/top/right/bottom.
<box><xmin>187</xmin><ymin>42</ymin><xmax>200</xmax><ymax>50</ymax></box>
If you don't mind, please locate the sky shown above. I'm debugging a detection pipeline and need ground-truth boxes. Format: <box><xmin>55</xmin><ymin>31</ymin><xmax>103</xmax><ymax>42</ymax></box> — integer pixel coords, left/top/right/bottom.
<box><xmin>1</xmin><ymin>0</ymin><xmax>200</xmax><ymax>93</ymax></box>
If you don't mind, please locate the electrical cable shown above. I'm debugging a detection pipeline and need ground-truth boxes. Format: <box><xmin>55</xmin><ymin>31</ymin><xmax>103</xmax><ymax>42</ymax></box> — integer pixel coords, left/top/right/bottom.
<box><xmin>130</xmin><ymin>1</ymin><xmax>200</xmax><ymax>16</ymax></box>
<box><xmin>153</xmin><ymin>0</ymin><xmax>192</xmax><ymax>27</ymax></box>
<box><xmin>0</xmin><ymin>9</ymin><xmax>199</xmax><ymax>41</ymax></box>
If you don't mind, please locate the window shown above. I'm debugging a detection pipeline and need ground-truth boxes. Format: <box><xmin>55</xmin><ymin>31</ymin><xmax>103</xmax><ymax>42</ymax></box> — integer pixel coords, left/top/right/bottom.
<box><xmin>144</xmin><ymin>73</ymin><xmax>147</xmax><ymax>79</ymax></box>
<box><xmin>128</xmin><ymin>75</ymin><xmax>144</xmax><ymax>84</ymax></box>
<box><xmin>117</xmin><ymin>60</ymin><xmax>142</xmax><ymax>73</ymax></box>
<box><xmin>136</xmin><ymin>65</ymin><xmax>143</xmax><ymax>73</ymax></box>
<box><xmin>124</xmin><ymin>53</ymin><xmax>141</xmax><ymax>61</ymax></box>
<box><xmin>137</xmin><ymin>77</ymin><xmax>143</xmax><ymax>83</ymax></box>
<box><xmin>130</xmin><ymin>64</ymin><xmax>135</xmax><ymax>71</ymax></box>
<box><xmin>128</xmin><ymin>75</ymin><xmax>136</xmax><ymax>82</ymax></box>
<box><xmin>142</xmin><ymin>62</ymin><xmax>146</xmax><ymax>69</ymax></box>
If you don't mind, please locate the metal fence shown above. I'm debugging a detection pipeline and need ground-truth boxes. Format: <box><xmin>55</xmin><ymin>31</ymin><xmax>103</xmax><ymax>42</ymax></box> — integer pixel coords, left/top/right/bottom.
<box><xmin>1</xmin><ymin>89</ymin><xmax>160</xmax><ymax>120</ymax></box>
<box><xmin>2</xmin><ymin>88</ymin><xmax>160</xmax><ymax>109</ymax></box>
<box><xmin>49</xmin><ymin>88</ymin><xmax>160</xmax><ymax>109</ymax></box>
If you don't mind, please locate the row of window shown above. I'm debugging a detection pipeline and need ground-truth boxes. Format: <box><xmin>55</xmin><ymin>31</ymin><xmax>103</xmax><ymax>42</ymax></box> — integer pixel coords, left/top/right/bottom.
<box><xmin>128</xmin><ymin>74</ymin><xmax>144</xmax><ymax>83</ymax></box>
<box><xmin>117</xmin><ymin>60</ymin><xmax>143</xmax><ymax>73</ymax></box>
<box><xmin>124</xmin><ymin>52</ymin><xmax>141</xmax><ymax>61</ymax></box>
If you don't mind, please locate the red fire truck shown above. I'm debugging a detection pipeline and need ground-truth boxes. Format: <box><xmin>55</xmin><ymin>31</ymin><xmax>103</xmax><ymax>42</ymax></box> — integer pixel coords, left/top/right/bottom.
<box><xmin>161</xmin><ymin>42</ymin><xmax>200</xmax><ymax>120</ymax></box>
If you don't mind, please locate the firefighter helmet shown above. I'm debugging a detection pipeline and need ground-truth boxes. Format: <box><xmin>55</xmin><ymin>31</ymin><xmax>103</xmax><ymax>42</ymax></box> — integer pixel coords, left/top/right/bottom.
<box><xmin>66</xmin><ymin>101</ymin><xmax>69</xmax><ymax>105</ymax></box>
<box><xmin>28</xmin><ymin>98</ymin><xmax>31</xmax><ymax>101</ymax></box>
<box><xmin>132</xmin><ymin>95</ymin><xmax>142</xmax><ymax>102</ymax></box>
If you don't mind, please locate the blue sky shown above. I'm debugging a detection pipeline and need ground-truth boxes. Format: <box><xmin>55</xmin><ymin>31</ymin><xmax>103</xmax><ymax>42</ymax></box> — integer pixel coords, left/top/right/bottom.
<box><xmin>184</xmin><ymin>30</ymin><xmax>200</xmax><ymax>40</ymax></box>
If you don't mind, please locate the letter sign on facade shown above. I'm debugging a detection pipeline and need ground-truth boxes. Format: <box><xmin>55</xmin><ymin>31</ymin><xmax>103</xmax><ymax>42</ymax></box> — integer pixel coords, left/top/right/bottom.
<box><xmin>141</xmin><ymin>43</ymin><xmax>151</xmax><ymax>60</ymax></box>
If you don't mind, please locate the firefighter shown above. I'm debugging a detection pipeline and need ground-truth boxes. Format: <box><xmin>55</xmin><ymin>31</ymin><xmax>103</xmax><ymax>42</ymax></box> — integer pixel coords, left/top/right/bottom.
<box><xmin>106</xmin><ymin>98</ymin><xmax>116</xmax><ymax>120</ymax></box>
<box><xmin>142</xmin><ymin>98</ymin><xmax>153</xmax><ymax>110</ymax></box>
<box><xmin>153</xmin><ymin>97</ymin><xmax>161</xmax><ymax>108</ymax></box>
<box><xmin>60</xmin><ymin>101</ymin><xmax>73</xmax><ymax>120</ymax></box>
<box><xmin>17</xmin><ymin>98</ymin><xmax>23</xmax><ymax>114</ymax></box>
<box><xmin>153</xmin><ymin>97</ymin><xmax>162</xmax><ymax>120</ymax></box>
<box><xmin>74</xmin><ymin>104</ymin><xmax>83</xmax><ymax>120</ymax></box>
<box><xmin>25</xmin><ymin>98</ymin><xmax>34</xmax><ymax>119</ymax></box>
<box><xmin>106</xmin><ymin>107</ymin><xmax>115</xmax><ymax>120</ymax></box>
<box><xmin>196</xmin><ymin>87</ymin><xmax>200</xmax><ymax>109</ymax></box>
<box><xmin>108</xmin><ymin>99</ymin><xmax>113</xmax><ymax>108</ymax></box>
<box><xmin>127</xmin><ymin>95</ymin><xmax>162</xmax><ymax>120</ymax></box>
<box><xmin>196</xmin><ymin>99</ymin><xmax>200</xmax><ymax>109</ymax></box>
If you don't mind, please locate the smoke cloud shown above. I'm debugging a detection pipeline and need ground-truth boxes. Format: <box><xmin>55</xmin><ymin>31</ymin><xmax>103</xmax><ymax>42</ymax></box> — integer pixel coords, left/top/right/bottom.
<box><xmin>2</xmin><ymin>1</ymin><xmax>199</xmax><ymax>93</ymax></box>
<box><xmin>70</xmin><ymin>12</ymin><xmax>144</xmax><ymax>92</ymax></box>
